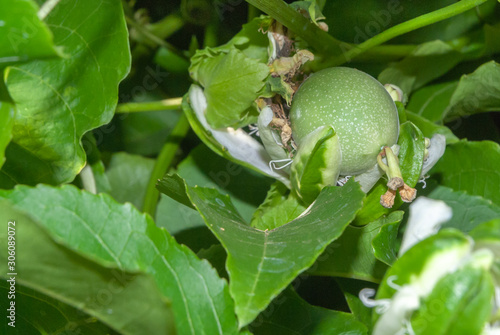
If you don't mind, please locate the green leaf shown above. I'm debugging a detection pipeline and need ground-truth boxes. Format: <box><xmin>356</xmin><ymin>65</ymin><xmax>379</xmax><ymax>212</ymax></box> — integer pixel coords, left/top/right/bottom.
<box><xmin>484</xmin><ymin>22</ymin><xmax>500</xmax><ymax>54</ymax></box>
<box><xmin>250</xmin><ymin>182</ymin><xmax>306</xmax><ymax>231</ymax></box>
<box><xmin>445</xmin><ymin>61</ymin><xmax>500</xmax><ymax>120</ymax></box>
<box><xmin>252</xmin><ymin>194</ymin><xmax>305</xmax><ymax>230</ymax></box>
<box><xmin>398</xmin><ymin>121</ymin><xmax>425</xmax><ymax>187</ymax></box>
<box><xmin>0</xmin><ymin>101</ymin><xmax>14</xmax><ymax>169</ymax></box>
<box><xmin>309</xmin><ymin>213</ymin><xmax>400</xmax><ymax>283</ymax></box>
<box><xmin>0</xmin><ymin>185</ymin><xmax>239</xmax><ymax>335</ymax></box>
<box><xmin>190</xmin><ymin>48</ymin><xmax>269</xmax><ymax>128</ymax></box>
<box><xmin>160</xmin><ymin>175</ymin><xmax>365</xmax><ymax>326</ymax></box>
<box><xmin>371</xmin><ymin>211</ymin><xmax>404</xmax><ymax>266</ymax></box>
<box><xmin>405</xmin><ymin>111</ymin><xmax>459</xmax><ymax>144</ymax></box>
<box><xmin>158</xmin><ymin>174</ymin><xmax>197</xmax><ymax>210</ymax></box>
<box><xmin>290</xmin><ymin>1</ymin><xmax>327</xmax><ymax>26</ymax></box>
<box><xmin>0</xmin><ymin>0</ymin><xmax>61</xmax><ymax>65</ymax></box>
<box><xmin>105</xmin><ymin>152</ymin><xmax>155</xmax><ymax>210</ymax></box>
<box><xmin>406</xmin><ymin>81</ymin><xmax>458</xmax><ymax>122</ymax></box>
<box><xmin>336</xmin><ymin>278</ymin><xmax>377</xmax><ymax>330</ymax></box>
<box><xmin>188</xmin><ymin>16</ymin><xmax>270</xmax><ymax>71</ymax></box>
<box><xmin>121</xmin><ymin>109</ymin><xmax>181</xmax><ymax>156</ymax></box>
<box><xmin>197</xmin><ymin>244</ymin><xmax>228</xmax><ymax>280</ymax></box>
<box><xmin>0</xmin><ymin>199</ymin><xmax>176</xmax><ymax>335</ymax></box>
<box><xmin>431</xmin><ymin>140</ymin><xmax>500</xmax><ymax>206</ymax></box>
<box><xmin>378</xmin><ymin>40</ymin><xmax>462</xmax><ymax>94</ymax></box>
<box><xmin>0</xmin><ymin>284</ymin><xmax>117</xmax><ymax>334</ymax></box>
<box><xmin>470</xmin><ymin>219</ymin><xmax>500</xmax><ymax>261</ymax></box>
<box><xmin>291</xmin><ymin>126</ymin><xmax>341</xmax><ymax>205</ymax></box>
<box><xmin>407</xmin><ymin>61</ymin><xmax>500</xmax><ymax>123</ymax></box>
<box><xmin>1</xmin><ymin>0</ymin><xmax>131</xmax><ymax>185</ymax></box>
<box><xmin>228</xmin><ymin>16</ymin><xmax>270</xmax><ymax>62</ymax></box>
<box><xmin>156</xmin><ymin>145</ymin><xmax>271</xmax><ymax>234</ymax></box>
<box><xmin>410</xmin><ymin>251</ymin><xmax>494</xmax><ymax>335</ymax></box>
<box><xmin>375</xmin><ymin>230</ymin><xmax>471</xmax><ymax>301</ymax></box>
<box><xmin>249</xmin><ymin>287</ymin><xmax>367</xmax><ymax>335</ymax></box>
<box><xmin>422</xmin><ymin>184</ymin><xmax>500</xmax><ymax>233</ymax></box>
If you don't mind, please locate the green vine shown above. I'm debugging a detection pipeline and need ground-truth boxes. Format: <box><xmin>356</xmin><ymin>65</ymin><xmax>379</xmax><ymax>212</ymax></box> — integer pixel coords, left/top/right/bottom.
<box><xmin>329</xmin><ymin>0</ymin><xmax>489</xmax><ymax>65</ymax></box>
<box><xmin>142</xmin><ymin>113</ymin><xmax>190</xmax><ymax>217</ymax></box>
<box><xmin>246</xmin><ymin>0</ymin><xmax>489</xmax><ymax>65</ymax></box>
<box><xmin>116</xmin><ymin>97</ymin><xmax>182</xmax><ymax>113</ymax></box>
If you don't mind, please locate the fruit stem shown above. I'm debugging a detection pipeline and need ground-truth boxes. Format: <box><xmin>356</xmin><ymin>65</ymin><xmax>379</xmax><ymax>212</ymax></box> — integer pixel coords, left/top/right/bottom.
<box><xmin>378</xmin><ymin>147</ymin><xmax>417</xmax><ymax>208</ymax></box>
<box><xmin>378</xmin><ymin>147</ymin><xmax>403</xmax><ymax>190</ymax></box>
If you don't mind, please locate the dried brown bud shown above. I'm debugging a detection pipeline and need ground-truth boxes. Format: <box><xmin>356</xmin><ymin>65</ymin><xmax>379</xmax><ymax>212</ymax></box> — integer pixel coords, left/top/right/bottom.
<box><xmin>387</xmin><ymin>177</ymin><xmax>404</xmax><ymax>191</ymax></box>
<box><xmin>380</xmin><ymin>189</ymin><xmax>397</xmax><ymax>208</ymax></box>
<box><xmin>399</xmin><ymin>183</ymin><xmax>417</xmax><ymax>203</ymax></box>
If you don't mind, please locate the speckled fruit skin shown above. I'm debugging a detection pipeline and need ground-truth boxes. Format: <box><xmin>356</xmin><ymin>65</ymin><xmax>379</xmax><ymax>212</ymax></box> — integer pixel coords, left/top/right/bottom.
<box><xmin>290</xmin><ymin>67</ymin><xmax>399</xmax><ymax>175</ymax></box>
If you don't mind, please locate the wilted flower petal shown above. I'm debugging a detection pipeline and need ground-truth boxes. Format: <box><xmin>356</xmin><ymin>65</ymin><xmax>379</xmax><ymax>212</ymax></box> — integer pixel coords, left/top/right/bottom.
<box><xmin>189</xmin><ymin>85</ymin><xmax>290</xmax><ymax>186</ymax></box>
<box><xmin>257</xmin><ymin>106</ymin><xmax>290</xmax><ymax>162</ymax></box>
<box><xmin>372</xmin><ymin>286</ymin><xmax>420</xmax><ymax>335</ymax></box>
<box><xmin>421</xmin><ymin>134</ymin><xmax>446</xmax><ymax>177</ymax></box>
<box><xmin>399</xmin><ymin>197</ymin><xmax>452</xmax><ymax>256</ymax></box>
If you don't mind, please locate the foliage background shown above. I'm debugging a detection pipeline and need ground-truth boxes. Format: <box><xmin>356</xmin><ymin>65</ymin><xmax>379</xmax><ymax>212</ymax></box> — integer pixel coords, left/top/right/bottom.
<box><xmin>0</xmin><ymin>0</ymin><xmax>499</xmax><ymax>334</ymax></box>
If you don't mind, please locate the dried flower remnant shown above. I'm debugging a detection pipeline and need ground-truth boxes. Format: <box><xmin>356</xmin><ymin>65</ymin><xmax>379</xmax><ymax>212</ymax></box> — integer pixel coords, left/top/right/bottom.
<box><xmin>377</xmin><ymin>146</ymin><xmax>417</xmax><ymax>208</ymax></box>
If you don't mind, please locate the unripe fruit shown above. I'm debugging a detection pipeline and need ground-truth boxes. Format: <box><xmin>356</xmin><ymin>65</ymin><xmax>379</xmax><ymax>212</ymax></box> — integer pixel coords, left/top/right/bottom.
<box><xmin>290</xmin><ymin>67</ymin><xmax>399</xmax><ymax>175</ymax></box>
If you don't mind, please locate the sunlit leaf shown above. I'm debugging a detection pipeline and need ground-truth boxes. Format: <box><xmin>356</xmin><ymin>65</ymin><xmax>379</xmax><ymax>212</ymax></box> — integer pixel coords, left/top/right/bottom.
<box><xmin>0</xmin><ymin>200</ymin><xmax>176</xmax><ymax>335</ymax></box>
<box><xmin>0</xmin><ymin>101</ymin><xmax>14</xmax><ymax>169</ymax></box>
<box><xmin>0</xmin><ymin>185</ymin><xmax>239</xmax><ymax>335</ymax></box>
<box><xmin>445</xmin><ymin>61</ymin><xmax>500</xmax><ymax>120</ymax></box>
<box><xmin>406</xmin><ymin>81</ymin><xmax>458</xmax><ymax>122</ymax></box>
<box><xmin>0</xmin><ymin>283</ymin><xmax>117</xmax><ymax>335</ymax></box>
<box><xmin>309</xmin><ymin>212</ymin><xmax>402</xmax><ymax>282</ymax></box>
<box><xmin>431</xmin><ymin>140</ymin><xmax>500</xmax><ymax>206</ymax></box>
<box><xmin>378</xmin><ymin>40</ymin><xmax>462</xmax><ymax>94</ymax></box>
<box><xmin>422</xmin><ymin>183</ymin><xmax>500</xmax><ymax>233</ymax></box>
<box><xmin>189</xmin><ymin>48</ymin><xmax>268</xmax><ymax>128</ymax></box>
<box><xmin>1</xmin><ymin>0</ymin><xmax>131</xmax><ymax>185</ymax></box>
<box><xmin>0</xmin><ymin>0</ymin><xmax>61</xmax><ymax>65</ymax></box>
<box><xmin>158</xmin><ymin>174</ymin><xmax>365</xmax><ymax>326</ymax></box>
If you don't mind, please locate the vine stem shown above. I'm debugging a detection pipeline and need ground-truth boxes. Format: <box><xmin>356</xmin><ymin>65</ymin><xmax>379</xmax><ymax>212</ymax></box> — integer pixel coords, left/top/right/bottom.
<box><xmin>246</xmin><ymin>0</ymin><xmax>488</xmax><ymax>64</ymax></box>
<box><xmin>116</xmin><ymin>97</ymin><xmax>182</xmax><ymax>113</ymax></box>
<box><xmin>125</xmin><ymin>16</ymin><xmax>188</xmax><ymax>60</ymax></box>
<box><xmin>148</xmin><ymin>12</ymin><xmax>184</xmax><ymax>40</ymax></box>
<box><xmin>248</xmin><ymin>3</ymin><xmax>260</xmax><ymax>22</ymax></box>
<box><xmin>329</xmin><ymin>0</ymin><xmax>489</xmax><ymax>66</ymax></box>
<box><xmin>245</xmin><ymin>0</ymin><xmax>344</xmax><ymax>56</ymax></box>
<box><xmin>142</xmin><ymin>113</ymin><xmax>190</xmax><ymax>217</ymax></box>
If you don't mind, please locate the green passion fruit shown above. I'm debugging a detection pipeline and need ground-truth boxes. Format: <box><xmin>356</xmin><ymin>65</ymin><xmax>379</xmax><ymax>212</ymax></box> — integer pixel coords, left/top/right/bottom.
<box><xmin>290</xmin><ymin>67</ymin><xmax>399</xmax><ymax>176</ymax></box>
